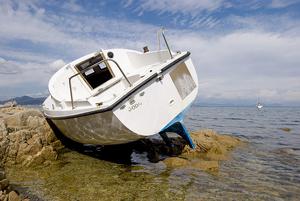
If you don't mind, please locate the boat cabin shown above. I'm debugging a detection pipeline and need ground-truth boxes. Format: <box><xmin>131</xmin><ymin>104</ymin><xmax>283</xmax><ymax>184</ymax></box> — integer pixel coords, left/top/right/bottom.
<box><xmin>75</xmin><ymin>54</ymin><xmax>114</xmax><ymax>89</ymax></box>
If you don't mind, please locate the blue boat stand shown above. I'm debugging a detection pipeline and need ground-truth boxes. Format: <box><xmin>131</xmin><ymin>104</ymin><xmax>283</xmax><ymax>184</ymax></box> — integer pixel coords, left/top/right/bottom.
<box><xmin>159</xmin><ymin>122</ymin><xmax>195</xmax><ymax>149</ymax></box>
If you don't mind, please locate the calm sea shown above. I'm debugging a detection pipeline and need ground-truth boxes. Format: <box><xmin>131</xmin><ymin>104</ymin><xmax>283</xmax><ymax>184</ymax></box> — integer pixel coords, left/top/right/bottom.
<box><xmin>184</xmin><ymin>106</ymin><xmax>300</xmax><ymax>200</ymax></box>
<box><xmin>7</xmin><ymin>106</ymin><xmax>300</xmax><ymax>201</ymax></box>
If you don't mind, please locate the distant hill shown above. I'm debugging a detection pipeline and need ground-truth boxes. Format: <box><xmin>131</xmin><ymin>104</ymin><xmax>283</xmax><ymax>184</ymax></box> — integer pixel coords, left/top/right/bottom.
<box><xmin>0</xmin><ymin>96</ymin><xmax>46</xmax><ymax>105</ymax></box>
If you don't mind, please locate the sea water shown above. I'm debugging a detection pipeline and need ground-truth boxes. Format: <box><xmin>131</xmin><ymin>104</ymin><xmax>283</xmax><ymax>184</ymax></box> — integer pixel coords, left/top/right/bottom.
<box><xmin>184</xmin><ymin>106</ymin><xmax>300</xmax><ymax>200</ymax></box>
<box><xmin>7</xmin><ymin>106</ymin><xmax>300</xmax><ymax>200</ymax></box>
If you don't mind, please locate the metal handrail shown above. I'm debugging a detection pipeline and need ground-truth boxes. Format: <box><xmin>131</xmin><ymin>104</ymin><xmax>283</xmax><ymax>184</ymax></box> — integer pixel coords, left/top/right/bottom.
<box><xmin>157</xmin><ymin>28</ymin><xmax>173</xmax><ymax>59</ymax></box>
<box><xmin>157</xmin><ymin>29</ymin><xmax>161</xmax><ymax>50</ymax></box>
<box><xmin>69</xmin><ymin>58</ymin><xmax>132</xmax><ymax>109</ymax></box>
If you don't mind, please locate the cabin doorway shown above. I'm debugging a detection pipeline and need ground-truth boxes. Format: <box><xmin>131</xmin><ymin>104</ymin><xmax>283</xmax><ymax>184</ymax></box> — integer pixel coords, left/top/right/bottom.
<box><xmin>75</xmin><ymin>54</ymin><xmax>114</xmax><ymax>89</ymax></box>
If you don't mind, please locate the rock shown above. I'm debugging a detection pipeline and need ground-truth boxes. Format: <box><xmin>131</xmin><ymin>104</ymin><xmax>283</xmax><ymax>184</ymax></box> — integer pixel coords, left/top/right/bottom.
<box><xmin>3</xmin><ymin>109</ymin><xmax>42</xmax><ymax>128</ymax></box>
<box><xmin>0</xmin><ymin>179</ymin><xmax>9</xmax><ymax>191</ymax></box>
<box><xmin>0</xmin><ymin>107</ymin><xmax>63</xmax><ymax>167</ymax></box>
<box><xmin>0</xmin><ymin>120</ymin><xmax>7</xmax><ymax>140</ymax></box>
<box><xmin>274</xmin><ymin>148</ymin><xmax>295</xmax><ymax>155</ymax></box>
<box><xmin>280</xmin><ymin>127</ymin><xmax>291</xmax><ymax>132</ymax></box>
<box><xmin>0</xmin><ymin>191</ymin><xmax>7</xmax><ymax>201</ymax></box>
<box><xmin>44</xmin><ymin>129</ymin><xmax>57</xmax><ymax>144</ymax></box>
<box><xmin>8</xmin><ymin>191</ymin><xmax>21</xmax><ymax>201</ymax></box>
<box><xmin>23</xmin><ymin>146</ymin><xmax>58</xmax><ymax>167</ymax></box>
<box><xmin>23</xmin><ymin>135</ymin><xmax>43</xmax><ymax>155</ymax></box>
<box><xmin>27</xmin><ymin>115</ymin><xmax>43</xmax><ymax>128</ymax></box>
<box><xmin>182</xmin><ymin>129</ymin><xmax>242</xmax><ymax>160</ymax></box>
<box><xmin>163</xmin><ymin>157</ymin><xmax>219</xmax><ymax>172</ymax></box>
<box><xmin>190</xmin><ymin>160</ymin><xmax>219</xmax><ymax>172</ymax></box>
<box><xmin>164</xmin><ymin>157</ymin><xmax>189</xmax><ymax>168</ymax></box>
<box><xmin>0</xmin><ymin>101</ymin><xmax>17</xmax><ymax>109</ymax></box>
<box><xmin>163</xmin><ymin>129</ymin><xmax>242</xmax><ymax>172</ymax></box>
<box><xmin>0</xmin><ymin>169</ymin><xmax>5</xmax><ymax>181</ymax></box>
<box><xmin>51</xmin><ymin>140</ymin><xmax>64</xmax><ymax>151</ymax></box>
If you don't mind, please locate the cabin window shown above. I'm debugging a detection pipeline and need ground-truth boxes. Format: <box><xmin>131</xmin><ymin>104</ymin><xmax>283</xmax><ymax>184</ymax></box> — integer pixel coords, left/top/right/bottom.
<box><xmin>75</xmin><ymin>54</ymin><xmax>114</xmax><ymax>89</ymax></box>
<box><xmin>170</xmin><ymin>63</ymin><xmax>196</xmax><ymax>99</ymax></box>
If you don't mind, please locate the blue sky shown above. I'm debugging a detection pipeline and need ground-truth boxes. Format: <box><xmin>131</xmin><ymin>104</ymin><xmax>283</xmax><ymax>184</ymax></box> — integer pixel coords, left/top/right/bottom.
<box><xmin>0</xmin><ymin>0</ymin><xmax>300</xmax><ymax>105</ymax></box>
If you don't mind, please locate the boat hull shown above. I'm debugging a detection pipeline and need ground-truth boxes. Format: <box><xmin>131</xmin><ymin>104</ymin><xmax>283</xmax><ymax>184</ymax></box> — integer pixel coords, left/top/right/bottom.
<box><xmin>50</xmin><ymin>110</ymin><xmax>142</xmax><ymax>145</ymax></box>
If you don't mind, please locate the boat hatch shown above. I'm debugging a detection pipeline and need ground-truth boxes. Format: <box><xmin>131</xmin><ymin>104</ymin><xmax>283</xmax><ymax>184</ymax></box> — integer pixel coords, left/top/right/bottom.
<box><xmin>75</xmin><ymin>54</ymin><xmax>114</xmax><ymax>89</ymax></box>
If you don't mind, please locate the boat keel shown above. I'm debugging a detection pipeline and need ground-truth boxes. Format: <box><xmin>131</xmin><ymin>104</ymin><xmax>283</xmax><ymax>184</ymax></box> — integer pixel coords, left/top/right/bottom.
<box><xmin>159</xmin><ymin>122</ymin><xmax>195</xmax><ymax>149</ymax></box>
<box><xmin>159</xmin><ymin>132</ymin><xmax>174</xmax><ymax>148</ymax></box>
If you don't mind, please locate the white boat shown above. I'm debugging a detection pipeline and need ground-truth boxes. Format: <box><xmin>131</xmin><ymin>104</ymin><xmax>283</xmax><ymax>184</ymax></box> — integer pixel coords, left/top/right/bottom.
<box><xmin>256</xmin><ymin>98</ymin><xmax>263</xmax><ymax>109</ymax></box>
<box><xmin>257</xmin><ymin>103</ymin><xmax>263</xmax><ymax>109</ymax></box>
<box><xmin>42</xmin><ymin>31</ymin><xmax>198</xmax><ymax>148</ymax></box>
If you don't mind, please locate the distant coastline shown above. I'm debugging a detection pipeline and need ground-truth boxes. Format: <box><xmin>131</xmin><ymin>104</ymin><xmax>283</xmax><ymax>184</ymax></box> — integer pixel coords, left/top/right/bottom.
<box><xmin>1</xmin><ymin>96</ymin><xmax>299</xmax><ymax>107</ymax></box>
<box><xmin>194</xmin><ymin>103</ymin><xmax>300</xmax><ymax>108</ymax></box>
<box><xmin>0</xmin><ymin>96</ymin><xmax>46</xmax><ymax>106</ymax></box>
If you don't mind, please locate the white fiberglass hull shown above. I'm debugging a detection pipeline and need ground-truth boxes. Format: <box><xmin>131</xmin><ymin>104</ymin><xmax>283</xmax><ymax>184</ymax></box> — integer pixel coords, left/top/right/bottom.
<box><xmin>50</xmin><ymin>110</ymin><xmax>142</xmax><ymax>145</ymax></box>
<box><xmin>44</xmin><ymin>52</ymin><xmax>198</xmax><ymax>146</ymax></box>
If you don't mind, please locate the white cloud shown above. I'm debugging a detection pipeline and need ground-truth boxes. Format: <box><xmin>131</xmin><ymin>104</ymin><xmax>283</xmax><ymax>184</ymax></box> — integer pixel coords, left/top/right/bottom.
<box><xmin>283</xmin><ymin>90</ymin><xmax>300</xmax><ymax>102</ymax></box>
<box><xmin>0</xmin><ymin>0</ymin><xmax>161</xmax><ymax>59</ymax></box>
<box><xmin>0</xmin><ymin>57</ymin><xmax>22</xmax><ymax>74</ymax></box>
<box><xmin>123</xmin><ymin>0</ymin><xmax>134</xmax><ymax>8</ymax></box>
<box><xmin>0</xmin><ymin>0</ymin><xmax>159</xmax><ymax>100</ymax></box>
<box><xmin>61</xmin><ymin>0</ymin><xmax>83</xmax><ymax>12</ymax></box>
<box><xmin>125</xmin><ymin>0</ymin><xmax>300</xmax><ymax>15</ymax></box>
<box><xmin>122</xmin><ymin>0</ymin><xmax>300</xmax><ymax>32</ymax></box>
<box><xmin>170</xmin><ymin>31</ymin><xmax>300</xmax><ymax>103</ymax></box>
<box><xmin>48</xmin><ymin>59</ymin><xmax>66</xmax><ymax>72</ymax></box>
<box><xmin>269</xmin><ymin>0</ymin><xmax>300</xmax><ymax>8</ymax></box>
<box><xmin>0</xmin><ymin>0</ymin><xmax>300</xmax><ymax>104</ymax></box>
<box><xmin>128</xmin><ymin>0</ymin><xmax>225</xmax><ymax>15</ymax></box>
<box><xmin>0</xmin><ymin>47</ymin><xmax>55</xmax><ymax>63</ymax></box>
<box><xmin>0</xmin><ymin>5</ymin><xmax>99</xmax><ymax>55</ymax></box>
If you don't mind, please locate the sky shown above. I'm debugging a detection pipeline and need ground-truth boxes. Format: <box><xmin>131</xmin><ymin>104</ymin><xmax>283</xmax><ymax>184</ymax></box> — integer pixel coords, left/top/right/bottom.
<box><xmin>0</xmin><ymin>0</ymin><xmax>300</xmax><ymax>105</ymax></box>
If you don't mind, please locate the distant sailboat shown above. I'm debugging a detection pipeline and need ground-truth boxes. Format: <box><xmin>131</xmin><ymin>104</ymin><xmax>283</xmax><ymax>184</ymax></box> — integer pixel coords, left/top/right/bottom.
<box><xmin>256</xmin><ymin>98</ymin><xmax>263</xmax><ymax>109</ymax></box>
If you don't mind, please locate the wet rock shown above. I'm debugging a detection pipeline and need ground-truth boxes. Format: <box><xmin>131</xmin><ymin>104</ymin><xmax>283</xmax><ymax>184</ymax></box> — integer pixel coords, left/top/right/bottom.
<box><xmin>0</xmin><ymin>179</ymin><xmax>9</xmax><ymax>191</ymax></box>
<box><xmin>274</xmin><ymin>148</ymin><xmax>295</xmax><ymax>156</ymax></box>
<box><xmin>163</xmin><ymin>129</ymin><xmax>242</xmax><ymax>172</ymax></box>
<box><xmin>0</xmin><ymin>167</ymin><xmax>9</xmax><ymax>192</ymax></box>
<box><xmin>164</xmin><ymin>157</ymin><xmax>189</xmax><ymax>168</ymax></box>
<box><xmin>164</xmin><ymin>157</ymin><xmax>219</xmax><ymax>172</ymax></box>
<box><xmin>182</xmin><ymin>129</ymin><xmax>242</xmax><ymax>160</ymax></box>
<box><xmin>190</xmin><ymin>160</ymin><xmax>219</xmax><ymax>172</ymax></box>
<box><xmin>8</xmin><ymin>191</ymin><xmax>21</xmax><ymax>201</ymax></box>
<box><xmin>0</xmin><ymin>167</ymin><xmax>24</xmax><ymax>201</ymax></box>
<box><xmin>280</xmin><ymin>127</ymin><xmax>291</xmax><ymax>132</ymax></box>
<box><xmin>0</xmin><ymin>191</ymin><xmax>7</xmax><ymax>201</ymax></box>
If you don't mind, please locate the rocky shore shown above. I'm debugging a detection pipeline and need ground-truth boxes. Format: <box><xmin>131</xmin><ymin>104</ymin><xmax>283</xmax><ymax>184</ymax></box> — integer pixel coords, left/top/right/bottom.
<box><xmin>0</xmin><ymin>106</ymin><xmax>243</xmax><ymax>200</ymax></box>
<box><xmin>1</xmin><ymin>166</ymin><xmax>26</xmax><ymax>201</ymax></box>
<box><xmin>0</xmin><ymin>106</ymin><xmax>63</xmax><ymax>167</ymax></box>
<box><xmin>0</xmin><ymin>106</ymin><xmax>63</xmax><ymax>201</ymax></box>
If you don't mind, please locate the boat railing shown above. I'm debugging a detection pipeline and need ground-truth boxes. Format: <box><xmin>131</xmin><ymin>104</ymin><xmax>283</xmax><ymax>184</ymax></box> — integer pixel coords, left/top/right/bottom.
<box><xmin>157</xmin><ymin>28</ymin><xmax>173</xmax><ymax>59</ymax></box>
<box><xmin>69</xmin><ymin>58</ymin><xmax>132</xmax><ymax>109</ymax></box>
